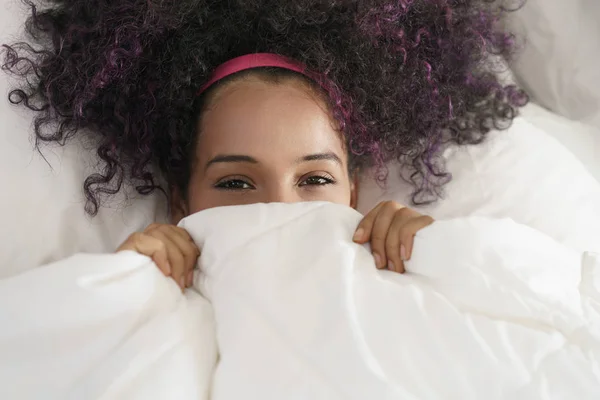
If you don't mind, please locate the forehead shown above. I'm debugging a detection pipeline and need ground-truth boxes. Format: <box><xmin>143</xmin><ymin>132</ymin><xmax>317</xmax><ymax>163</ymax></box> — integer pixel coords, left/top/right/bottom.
<box><xmin>196</xmin><ymin>77</ymin><xmax>346</xmax><ymax>163</ymax></box>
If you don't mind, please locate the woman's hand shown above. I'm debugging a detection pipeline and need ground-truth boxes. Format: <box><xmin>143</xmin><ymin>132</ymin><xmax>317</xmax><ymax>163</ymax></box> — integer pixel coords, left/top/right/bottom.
<box><xmin>353</xmin><ymin>201</ymin><xmax>434</xmax><ymax>273</ymax></box>
<box><xmin>117</xmin><ymin>224</ymin><xmax>200</xmax><ymax>290</ymax></box>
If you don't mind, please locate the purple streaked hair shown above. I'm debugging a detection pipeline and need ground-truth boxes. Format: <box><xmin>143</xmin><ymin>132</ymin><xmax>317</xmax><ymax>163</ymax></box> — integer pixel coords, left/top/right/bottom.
<box><xmin>2</xmin><ymin>0</ymin><xmax>528</xmax><ymax>215</ymax></box>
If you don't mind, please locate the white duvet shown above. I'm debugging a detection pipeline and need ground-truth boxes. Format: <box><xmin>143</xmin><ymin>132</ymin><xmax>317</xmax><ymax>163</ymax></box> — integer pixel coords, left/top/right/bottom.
<box><xmin>1</xmin><ymin>202</ymin><xmax>600</xmax><ymax>399</ymax></box>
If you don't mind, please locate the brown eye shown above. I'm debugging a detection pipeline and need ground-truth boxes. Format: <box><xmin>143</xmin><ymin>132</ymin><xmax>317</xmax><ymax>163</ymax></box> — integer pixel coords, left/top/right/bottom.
<box><xmin>215</xmin><ymin>179</ymin><xmax>254</xmax><ymax>190</ymax></box>
<box><xmin>299</xmin><ymin>175</ymin><xmax>335</xmax><ymax>187</ymax></box>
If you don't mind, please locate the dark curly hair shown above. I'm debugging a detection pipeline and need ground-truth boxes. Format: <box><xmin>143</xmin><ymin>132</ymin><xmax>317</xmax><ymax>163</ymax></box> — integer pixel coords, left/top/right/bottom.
<box><xmin>2</xmin><ymin>0</ymin><xmax>528</xmax><ymax>215</ymax></box>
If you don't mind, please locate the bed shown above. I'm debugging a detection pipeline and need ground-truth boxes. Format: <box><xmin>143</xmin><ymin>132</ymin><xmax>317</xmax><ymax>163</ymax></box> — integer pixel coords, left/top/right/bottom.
<box><xmin>1</xmin><ymin>0</ymin><xmax>600</xmax><ymax>398</ymax></box>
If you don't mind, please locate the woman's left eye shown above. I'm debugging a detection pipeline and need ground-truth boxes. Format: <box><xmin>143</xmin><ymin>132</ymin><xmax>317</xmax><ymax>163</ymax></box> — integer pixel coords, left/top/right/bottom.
<box><xmin>299</xmin><ymin>175</ymin><xmax>335</xmax><ymax>187</ymax></box>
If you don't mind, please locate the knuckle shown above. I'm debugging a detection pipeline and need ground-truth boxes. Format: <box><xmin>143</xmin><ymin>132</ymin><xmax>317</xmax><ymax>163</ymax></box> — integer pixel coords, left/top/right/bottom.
<box><xmin>394</xmin><ymin>206</ymin><xmax>411</xmax><ymax>218</ymax></box>
<box><xmin>171</xmin><ymin>246</ymin><xmax>183</xmax><ymax>259</ymax></box>
<box><xmin>371</xmin><ymin>232</ymin><xmax>387</xmax><ymax>242</ymax></box>
<box><xmin>181</xmin><ymin>244</ymin><xmax>195</xmax><ymax>255</ymax></box>
<box><xmin>385</xmin><ymin>241</ymin><xmax>399</xmax><ymax>255</ymax></box>
<box><xmin>397</xmin><ymin>221</ymin><xmax>412</xmax><ymax>233</ymax></box>
<box><xmin>157</xmin><ymin>240</ymin><xmax>167</xmax><ymax>251</ymax></box>
<box><xmin>148</xmin><ymin>223</ymin><xmax>175</xmax><ymax>234</ymax></box>
<box><xmin>381</xmin><ymin>200</ymin><xmax>395</xmax><ymax>210</ymax></box>
<box><xmin>385</xmin><ymin>200</ymin><xmax>404</xmax><ymax>210</ymax></box>
<box><xmin>371</xmin><ymin>243</ymin><xmax>385</xmax><ymax>253</ymax></box>
<box><xmin>190</xmin><ymin>246</ymin><xmax>201</xmax><ymax>258</ymax></box>
<box><xmin>130</xmin><ymin>232</ymin><xmax>146</xmax><ymax>244</ymax></box>
<box><xmin>371</xmin><ymin>244</ymin><xmax>386</xmax><ymax>255</ymax></box>
<box><xmin>401</xmin><ymin>225</ymin><xmax>417</xmax><ymax>239</ymax></box>
<box><xmin>144</xmin><ymin>233</ymin><xmax>165</xmax><ymax>248</ymax></box>
<box><xmin>420</xmin><ymin>215</ymin><xmax>435</xmax><ymax>225</ymax></box>
<box><xmin>145</xmin><ymin>223</ymin><xmax>161</xmax><ymax>232</ymax></box>
<box><xmin>158</xmin><ymin>225</ymin><xmax>174</xmax><ymax>234</ymax></box>
<box><xmin>183</xmin><ymin>251</ymin><xmax>197</xmax><ymax>266</ymax></box>
<box><xmin>176</xmin><ymin>226</ymin><xmax>192</xmax><ymax>237</ymax></box>
<box><xmin>401</xmin><ymin>234</ymin><xmax>414</xmax><ymax>246</ymax></box>
<box><xmin>360</xmin><ymin>214</ymin><xmax>375</xmax><ymax>225</ymax></box>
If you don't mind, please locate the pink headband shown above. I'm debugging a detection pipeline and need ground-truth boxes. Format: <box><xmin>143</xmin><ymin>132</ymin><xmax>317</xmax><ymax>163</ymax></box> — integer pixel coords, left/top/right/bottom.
<box><xmin>196</xmin><ymin>53</ymin><xmax>309</xmax><ymax>96</ymax></box>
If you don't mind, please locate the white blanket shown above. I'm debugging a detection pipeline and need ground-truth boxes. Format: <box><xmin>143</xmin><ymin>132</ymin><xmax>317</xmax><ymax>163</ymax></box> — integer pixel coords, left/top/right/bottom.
<box><xmin>0</xmin><ymin>252</ymin><xmax>217</xmax><ymax>400</ymax></box>
<box><xmin>2</xmin><ymin>202</ymin><xmax>600</xmax><ymax>399</ymax></box>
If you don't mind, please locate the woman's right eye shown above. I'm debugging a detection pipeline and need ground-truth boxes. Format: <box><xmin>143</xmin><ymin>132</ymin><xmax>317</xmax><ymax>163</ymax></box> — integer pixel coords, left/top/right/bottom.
<box><xmin>214</xmin><ymin>179</ymin><xmax>254</xmax><ymax>191</ymax></box>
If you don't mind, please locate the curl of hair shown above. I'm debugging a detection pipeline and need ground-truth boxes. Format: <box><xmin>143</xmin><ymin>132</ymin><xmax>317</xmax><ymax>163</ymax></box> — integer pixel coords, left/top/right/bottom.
<box><xmin>2</xmin><ymin>0</ymin><xmax>528</xmax><ymax>214</ymax></box>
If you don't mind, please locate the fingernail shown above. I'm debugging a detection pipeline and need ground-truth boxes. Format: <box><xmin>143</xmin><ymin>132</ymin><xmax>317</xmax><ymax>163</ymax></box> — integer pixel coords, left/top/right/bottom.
<box><xmin>353</xmin><ymin>228</ymin><xmax>364</xmax><ymax>242</ymax></box>
<box><xmin>187</xmin><ymin>270</ymin><xmax>194</xmax><ymax>287</ymax></box>
<box><xmin>400</xmin><ymin>245</ymin><xmax>407</xmax><ymax>261</ymax></box>
<box><xmin>165</xmin><ymin>262</ymin><xmax>172</xmax><ymax>275</ymax></box>
<box><xmin>373</xmin><ymin>252</ymin><xmax>382</xmax><ymax>269</ymax></box>
<box><xmin>179</xmin><ymin>276</ymin><xmax>186</xmax><ymax>289</ymax></box>
<box><xmin>388</xmin><ymin>260</ymin><xmax>395</xmax><ymax>272</ymax></box>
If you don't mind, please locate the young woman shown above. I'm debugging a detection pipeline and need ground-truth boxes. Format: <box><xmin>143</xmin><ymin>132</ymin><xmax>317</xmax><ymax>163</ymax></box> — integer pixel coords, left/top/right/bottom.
<box><xmin>2</xmin><ymin>0</ymin><xmax>527</xmax><ymax>289</ymax></box>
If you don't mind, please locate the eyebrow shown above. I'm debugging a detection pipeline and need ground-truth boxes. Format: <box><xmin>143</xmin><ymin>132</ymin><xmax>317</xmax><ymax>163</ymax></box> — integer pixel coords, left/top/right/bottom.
<box><xmin>205</xmin><ymin>154</ymin><xmax>258</xmax><ymax>169</ymax></box>
<box><xmin>205</xmin><ymin>152</ymin><xmax>343</xmax><ymax>170</ymax></box>
<box><xmin>298</xmin><ymin>152</ymin><xmax>343</xmax><ymax>165</ymax></box>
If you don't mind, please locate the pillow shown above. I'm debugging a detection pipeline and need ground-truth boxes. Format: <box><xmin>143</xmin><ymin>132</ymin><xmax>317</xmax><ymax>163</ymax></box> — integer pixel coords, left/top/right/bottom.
<box><xmin>520</xmin><ymin>103</ymin><xmax>600</xmax><ymax>182</ymax></box>
<box><xmin>0</xmin><ymin>108</ymin><xmax>167</xmax><ymax>278</ymax></box>
<box><xmin>507</xmin><ymin>0</ymin><xmax>600</xmax><ymax>129</ymax></box>
<box><xmin>357</xmin><ymin>115</ymin><xmax>600</xmax><ymax>254</ymax></box>
<box><xmin>0</xmin><ymin>0</ymin><xmax>167</xmax><ymax>278</ymax></box>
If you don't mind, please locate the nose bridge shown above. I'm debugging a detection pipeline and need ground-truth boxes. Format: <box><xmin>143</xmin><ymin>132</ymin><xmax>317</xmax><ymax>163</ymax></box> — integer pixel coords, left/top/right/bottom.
<box><xmin>265</xmin><ymin>180</ymin><xmax>299</xmax><ymax>204</ymax></box>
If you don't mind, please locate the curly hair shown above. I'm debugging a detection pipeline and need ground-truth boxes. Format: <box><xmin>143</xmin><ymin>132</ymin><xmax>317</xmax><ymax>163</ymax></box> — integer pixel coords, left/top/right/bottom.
<box><xmin>2</xmin><ymin>0</ymin><xmax>528</xmax><ymax>215</ymax></box>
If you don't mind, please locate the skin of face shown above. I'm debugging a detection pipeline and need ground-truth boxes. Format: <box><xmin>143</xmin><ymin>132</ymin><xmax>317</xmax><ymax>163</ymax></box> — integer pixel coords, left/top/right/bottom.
<box><xmin>171</xmin><ymin>76</ymin><xmax>357</xmax><ymax>223</ymax></box>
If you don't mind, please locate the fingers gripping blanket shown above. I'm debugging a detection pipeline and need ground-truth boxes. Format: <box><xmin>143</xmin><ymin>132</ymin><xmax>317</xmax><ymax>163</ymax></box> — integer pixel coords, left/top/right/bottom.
<box><xmin>1</xmin><ymin>202</ymin><xmax>600</xmax><ymax>399</ymax></box>
<box><xmin>180</xmin><ymin>203</ymin><xmax>600</xmax><ymax>400</ymax></box>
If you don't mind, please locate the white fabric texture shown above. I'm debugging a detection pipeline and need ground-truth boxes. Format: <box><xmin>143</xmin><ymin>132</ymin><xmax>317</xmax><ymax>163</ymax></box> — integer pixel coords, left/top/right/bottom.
<box><xmin>0</xmin><ymin>251</ymin><xmax>217</xmax><ymax>400</ymax></box>
<box><xmin>520</xmin><ymin>104</ymin><xmax>600</xmax><ymax>183</ymax></box>
<box><xmin>357</xmin><ymin>113</ymin><xmax>600</xmax><ymax>254</ymax></box>
<box><xmin>2</xmin><ymin>202</ymin><xmax>600</xmax><ymax>399</ymax></box>
<box><xmin>0</xmin><ymin>0</ymin><xmax>167</xmax><ymax>279</ymax></box>
<box><xmin>508</xmin><ymin>0</ymin><xmax>600</xmax><ymax>129</ymax></box>
<box><xmin>180</xmin><ymin>202</ymin><xmax>600</xmax><ymax>400</ymax></box>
